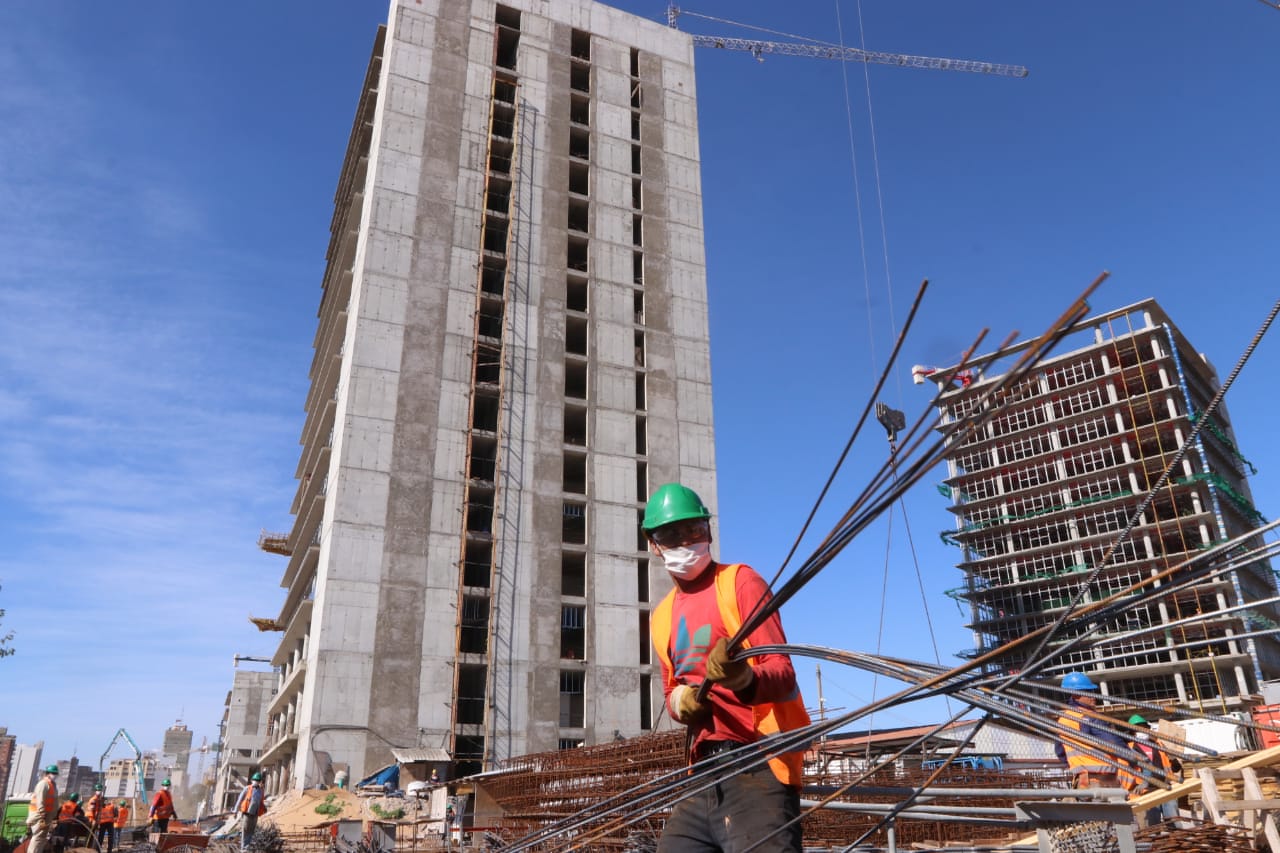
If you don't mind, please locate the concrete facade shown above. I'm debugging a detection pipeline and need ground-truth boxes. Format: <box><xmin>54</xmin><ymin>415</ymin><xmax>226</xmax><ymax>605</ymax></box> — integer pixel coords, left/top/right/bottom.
<box><xmin>0</xmin><ymin>729</ymin><xmax>14</xmax><ymax>805</ymax></box>
<box><xmin>933</xmin><ymin>300</ymin><xmax>1280</xmax><ymax>708</ymax></box>
<box><xmin>5</xmin><ymin>742</ymin><xmax>42</xmax><ymax>798</ymax></box>
<box><xmin>212</xmin><ymin>670</ymin><xmax>274</xmax><ymax>811</ymax></box>
<box><xmin>260</xmin><ymin>0</ymin><xmax>715</xmax><ymax>791</ymax></box>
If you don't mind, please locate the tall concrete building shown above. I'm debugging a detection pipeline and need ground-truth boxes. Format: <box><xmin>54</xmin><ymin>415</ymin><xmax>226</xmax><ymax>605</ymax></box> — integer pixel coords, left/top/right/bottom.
<box><xmin>5</xmin><ymin>742</ymin><xmax>43</xmax><ymax>798</ymax></box>
<box><xmin>933</xmin><ymin>300</ymin><xmax>1280</xmax><ymax>708</ymax></box>
<box><xmin>212</xmin><ymin>670</ymin><xmax>274</xmax><ymax>811</ymax></box>
<box><xmin>258</xmin><ymin>0</ymin><xmax>714</xmax><ymax>791</ymax></box>
<box><xmin>161</xmin><ymin>722</ymin><xmax>194</xmax><ymax>789</ymax></box>
<box><xmin>0</xmin><ymin>729</ymin><xmax>15</xmax><ymax>802</ymax></box>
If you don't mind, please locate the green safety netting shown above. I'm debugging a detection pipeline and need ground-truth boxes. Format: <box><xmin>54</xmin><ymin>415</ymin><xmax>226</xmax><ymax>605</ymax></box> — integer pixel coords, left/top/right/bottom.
<box><xmin>1190</xmin><ymin>411</ymin><xmax>1259</xmax><ymax>475</ymax></box>
<box><xmin>1175</xmin><ymin>472</ymin><xmax>1266</xmax><ymax>525</ymax></box>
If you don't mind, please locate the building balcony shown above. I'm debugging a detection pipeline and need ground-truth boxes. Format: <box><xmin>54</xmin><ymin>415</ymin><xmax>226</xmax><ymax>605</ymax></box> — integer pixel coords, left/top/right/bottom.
<box><xmin>267</xmin><ymin>659</ymin><xmax>308</xmax><ymax>717</ymax></box>
<box><xmin>258</xmin><ymin>731</ymin><xmax>298</xmax><ymax>767</ymax></box>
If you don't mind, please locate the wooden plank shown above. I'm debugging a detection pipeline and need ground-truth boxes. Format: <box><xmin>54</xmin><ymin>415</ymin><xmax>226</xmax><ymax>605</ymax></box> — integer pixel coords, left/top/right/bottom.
<box><xmin>1130</xmin><ymin>743</ymin><xmax>1280</xmax><ymax>811</ymax></box>
<box><xmin>1010</xmin><ymin>744</ymin><xmax>1280</xmax><ymax>847</ymax></box>
<box><xmin>1242</xmin><ymin>767</ymin><xmax>1280</xmax><ymax>853</ymax></box>
<box><xmin>1214</xmin><ymin>798</ymin><xmax>1280</xmax><ymax>810</ymax></box>
<box><xmin>1199</xmin><ymin>768</ymin><xmax>1226</xmax><ymax>824</ymax></box>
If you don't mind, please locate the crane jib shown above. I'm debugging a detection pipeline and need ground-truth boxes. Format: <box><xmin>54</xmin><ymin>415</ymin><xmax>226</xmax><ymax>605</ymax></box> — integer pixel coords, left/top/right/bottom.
<box><xmin>688</xmin><ymin>34</ymin><xmax>1029</xmax><ymax>78</ymax></box>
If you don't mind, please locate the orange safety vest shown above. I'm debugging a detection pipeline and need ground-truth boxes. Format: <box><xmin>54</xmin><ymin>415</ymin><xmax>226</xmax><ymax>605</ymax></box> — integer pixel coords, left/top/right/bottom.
<box><xmin>1121</xmin><ymin>739</ymin><xmax>1174</xmax><ymax>796</ymax></box>
<box><xmin>99</xmin><ymin>803</ymin><xmax>118</xmax><ymax>825</ymax></box>
<box><xmin>238</xmin><ymin>785</ymin><xmax>267</xmax><ymax>816</ymax></box>
<box><xmin>651</xmin><ymin>563</ymin><xmax>811</xmax><ymax>786</ymax></box>
<box><xmin>117</xmin><ymin>806</ymin><xmax>130</xmax><ymax>827</ymax></box>
<box><xmin>29</xmin><ymin>779</ymin><xmax>57</xmax><ymax>818</ymax></box>
<box><xmin>58</xmin><ymin>801</ymin><xmax>79</xmax><ymax>822</ymax></box>
<box><xmin>1057</xmin><ymin>708</ymin><xmax>1125</xmax><ymax>777</ymax></box>
<box><xmin>84</xmin><ymin>793</ymin><xmax>103</xmax><ymax>823</ymax></box>
<box><xmin>150</xmin><ymin>789</ymin><xmax>175</xmax><ymax>819</ymax></box>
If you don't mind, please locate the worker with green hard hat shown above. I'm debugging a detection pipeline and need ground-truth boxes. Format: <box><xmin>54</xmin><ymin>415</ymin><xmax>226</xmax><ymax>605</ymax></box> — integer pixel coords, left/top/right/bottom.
<box><xmin>55</xmin><ymin>792</ymin><xmax>86</xmax><ymax>850</ymax></box>
<box><xmin>1125</xmin><ymin>713</ymin><xmax>1182</xmax><ymax>815</ymax></box>
<box><xmin>148</xmin><ymin>777</ymin><xmax>177</xmax><ymax>832</ymax></box>
<box><xmin>234</xmin><ymin>771</ymin><xmax>268</xmax><ymax>851</ymax></box>
<box><xmin>643</xmin><ymin>482</ymin><xmax>810</xmax><ymax>852</ymax></box>
<box><xmin>25</xmin><ymin>765</ymin><xmax>60</xmax><ymax>853</ymax></box>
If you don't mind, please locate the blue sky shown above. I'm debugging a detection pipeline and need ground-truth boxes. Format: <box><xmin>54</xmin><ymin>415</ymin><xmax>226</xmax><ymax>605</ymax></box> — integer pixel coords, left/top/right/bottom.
<box><xmin>2</xmin><ymin>1</ymin><xmax>1278</xmax><ymax>767</ymax></box>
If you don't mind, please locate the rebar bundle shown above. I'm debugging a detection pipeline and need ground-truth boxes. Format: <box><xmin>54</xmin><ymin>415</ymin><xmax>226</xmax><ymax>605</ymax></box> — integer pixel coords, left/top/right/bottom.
<box><xmin>1134</xmin><ymin>819</ymin><xmax>1256</xmax><ymax>853</ymax></box>
<box><xmin>473</xmin><ymin>733</ymin><xmax>1077</xmax><ymax>850</ymax></box>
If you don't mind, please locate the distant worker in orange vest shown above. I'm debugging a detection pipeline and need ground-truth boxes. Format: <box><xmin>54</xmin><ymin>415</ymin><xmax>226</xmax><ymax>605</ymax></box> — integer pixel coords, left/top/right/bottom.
<box><xmin>644</xmin><ymin>483</ymin><xmax>810</xmax><ymax>853</ymax></box>
<box><xmin>114</xmin><ymin>801</ymin><xmax>131</xmax><ymax>849</ymax></box>
<box><xmin>97</xmin><ymin>798</ymin><xmax>119</xmax><ymax>853</ymax></box>
<box><xmin>233</xmin><ymin>772</ymin><xmax>267</xmax><ymax>852</ymax></box>
<box><xmin>55</xmin><ymin>792</ymin><xmax>85</xmax><ymax>849</ymax></box>
<box><xmin>1126</xmin><ymin>714</ymin><xmax>1183</xmax><ymax>824</ymax></box>
<box><xmin>83</xmin><ymin>785</ymin><xmax>105</xmax><ymax>830</ymax></box>
<box><xmin>113</xmin><ymin>799</ymin><xmax>130</xmax><ymax>845</ymax></box>
<box><xmin>1054</xmin><ymin>672</ymin><xmax>1133</xmax><ymax>789</ymax></box>
<box><xmin>25</xmin><ymin>765</ymin><xmax>60</xmax><ymax>853</ymax></box>
<box><xmin>149</xmin><ymin>779</ymin><xmax>178</xmax><ymax>832</ymax></box>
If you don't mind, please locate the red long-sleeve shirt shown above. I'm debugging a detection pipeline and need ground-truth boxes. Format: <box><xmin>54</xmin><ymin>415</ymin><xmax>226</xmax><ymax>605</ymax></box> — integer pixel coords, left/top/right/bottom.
<box><xmin>656</xmin><ymin>562</ymin><xmax>800</xmax><ymax>756</ymax></box>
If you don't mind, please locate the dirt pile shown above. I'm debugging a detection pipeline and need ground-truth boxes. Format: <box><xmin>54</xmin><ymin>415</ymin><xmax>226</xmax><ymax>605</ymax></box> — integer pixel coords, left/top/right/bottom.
<box><xmin>264</xmin><ymin>788</ymin><xmax>436</xmax><ymax>832</ymax></box>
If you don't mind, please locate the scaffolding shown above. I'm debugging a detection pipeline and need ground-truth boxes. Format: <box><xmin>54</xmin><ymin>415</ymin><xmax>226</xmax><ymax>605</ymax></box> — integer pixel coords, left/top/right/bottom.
<box><xmin>929</xmin><ymin>300</ymin><xmax>1280</xmax><ymax>710</ymax></box>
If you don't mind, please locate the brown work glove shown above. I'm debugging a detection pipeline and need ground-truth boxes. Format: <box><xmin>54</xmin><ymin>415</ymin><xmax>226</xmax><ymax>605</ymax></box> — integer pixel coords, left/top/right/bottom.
<box><xmin>670</xmin><ymin>684</ymin><xmax>709</xmax><ymax>724</ymax></box>
<box><xmin>705</xmin><ymin>638</ymin><xmax>754</xmax><ymax>692</ymax></box>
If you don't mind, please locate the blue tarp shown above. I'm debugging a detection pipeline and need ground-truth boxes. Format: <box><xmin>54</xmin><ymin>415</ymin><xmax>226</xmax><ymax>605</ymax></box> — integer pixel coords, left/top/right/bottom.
<box><xmin>356</xmin><ymin>763</ymin><xmax>400</xmax><ymax>789</ymax></box>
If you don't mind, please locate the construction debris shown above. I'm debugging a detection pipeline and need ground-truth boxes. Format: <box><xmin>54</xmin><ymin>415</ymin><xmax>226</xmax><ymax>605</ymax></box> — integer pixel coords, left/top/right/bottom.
<box><xmin>1135</xmin><ymin>819</ymin><xmax>1256</xmax><ymax>853</ymax></box>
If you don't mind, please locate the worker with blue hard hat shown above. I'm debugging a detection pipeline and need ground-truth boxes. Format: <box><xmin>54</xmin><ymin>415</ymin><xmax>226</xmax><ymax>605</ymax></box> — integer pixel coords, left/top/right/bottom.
<box><xmin>1054</xmin><ymin>672</ymin><xmax>1133</xmax><ymax>789</ymax></box>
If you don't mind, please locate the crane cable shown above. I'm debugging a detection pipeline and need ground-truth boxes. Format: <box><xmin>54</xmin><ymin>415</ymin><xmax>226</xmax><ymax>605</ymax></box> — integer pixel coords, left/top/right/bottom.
<box><xmin>834</xmin><ymin>0</ymin><xmax>954</xmax><ymax>740</ymax></box>
<box><xmin>675</xmin><ymin>8</ymin><xmax>846</xmax><ymax>46</ymax></box>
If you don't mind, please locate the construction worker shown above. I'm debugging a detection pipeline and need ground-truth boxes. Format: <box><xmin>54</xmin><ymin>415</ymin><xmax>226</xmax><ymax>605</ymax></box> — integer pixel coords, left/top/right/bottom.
<box><xmin>149</xmin><ymin>779</ymin><xmax>177</xmax><ymax>833</ymax></box>
<box><xmin>55</xmin><ymin>793</ymin><xmax>85</xmax><ymax>850</ymax></box>
<box><xmin>1126</xmin><ymin>714</ymin><xmax>1182</xmax><ymax>824</ymax></box>
<box><xmin>25</xmin><ymin>765</ymin><xmax>59</xmax><ymax>853</ymax></box>
<box><xmin>96</xmin><ymin>798</ymin><xmax>118</xmax><ymax>853</ymax></box>
<box><xmin>644</xmin><ymin>483</ymin><xmax>810</xmax><ymax>853</ymax></box>
<box><xmin>114</xmin><ymin>801</ymin><xmax>130</xmax><ymax>850</ymax></box>
<box><xmin>83</xmin><ymin>785</ymin><xmax>105</xmax><ymax>832</ymax></box>
<box><xmin>233</xmin><ymin>772</ymin><xmax>267</xmax><ymax>852</ymax></box>
<box><xmin>1054</xmin><ymin>672</ymin><xmax>1132</xmax><ymax>789</ymax></box>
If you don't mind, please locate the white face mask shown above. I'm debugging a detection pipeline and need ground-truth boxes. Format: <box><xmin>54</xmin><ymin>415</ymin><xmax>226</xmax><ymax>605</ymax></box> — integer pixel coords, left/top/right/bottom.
<box><xmin>661</xmin><ymin>542</ymin><xmax>713</xmax><ymax>580</ymax></box>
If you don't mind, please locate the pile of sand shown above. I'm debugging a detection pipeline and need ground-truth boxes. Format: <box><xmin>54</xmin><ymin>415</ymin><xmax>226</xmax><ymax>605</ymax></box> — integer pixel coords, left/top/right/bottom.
<box><xmin>262</xmin><ymin>787</ymin><xmax>441</xmax><ymax>832</ymax></box>
<box><xmin>264</xmin><ymin>788</ymin><xmax>362</xmax><ymax>832</ymax></box>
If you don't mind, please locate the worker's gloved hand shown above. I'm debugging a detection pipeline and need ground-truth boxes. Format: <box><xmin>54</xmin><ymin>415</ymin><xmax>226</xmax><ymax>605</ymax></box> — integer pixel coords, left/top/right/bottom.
<box><xmin>670</xmin><ymin>684</ymin><xmax>709</xmax><ymax>724</ymax></box>
<box><xmin>705</xmin><ymin>638</ymin><xmax>753</xmax><ymax>692</ymax></box>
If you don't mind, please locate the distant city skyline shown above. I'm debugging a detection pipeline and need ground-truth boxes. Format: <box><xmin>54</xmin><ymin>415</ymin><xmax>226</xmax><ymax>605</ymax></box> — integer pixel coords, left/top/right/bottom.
<box><xmin>4</xmin><ymin>0</ymin><xmax>1280</xmax><ymax>762</ymax></box>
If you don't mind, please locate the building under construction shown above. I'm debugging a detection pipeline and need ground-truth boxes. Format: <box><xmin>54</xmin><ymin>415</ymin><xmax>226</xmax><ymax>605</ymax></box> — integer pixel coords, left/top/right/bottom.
<box><xmin>931</xmin><ymin>299</ymin><xmax>1280</xmax><ymax>709</ymax></box>
<box><xmin>255</xmin><ymin>0</ymin><xmax>716</xmax><ymax>793</ymax></box>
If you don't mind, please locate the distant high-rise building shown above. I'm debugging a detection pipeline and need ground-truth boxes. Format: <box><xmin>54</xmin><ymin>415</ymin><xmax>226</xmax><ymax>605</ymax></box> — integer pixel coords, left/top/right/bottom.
<box><xmin>257</xmin><ymin>0</ymin><xmax>715</xmax><ymax>793</ymax></box>
<box><xmin>103</xmin><ymin>756</ymin><xmax>157</xmax><ymax>800</ymax></box>
<box><xmin>933</xmin><ymin>299</ymin><xmax>1280</xmax><ymax>708</ymax></box>
<box><xmin>161</xmin><ymin>723</ymin><xmax>193</xmax><ymax>788</ymax></box>
<box><xmin>212</xmin><ymin>670</ymin><xmax>275</xmax><ymax>811</ymax></box>
<box><xmin>0</xmin><ymin>729</ymin><xmax>15</xmax><ymax>801</ymax></box>
<box><xmin>5</xmin><ymin>741</ymin><xmax>43</xmax><ymax>798</ymax></box>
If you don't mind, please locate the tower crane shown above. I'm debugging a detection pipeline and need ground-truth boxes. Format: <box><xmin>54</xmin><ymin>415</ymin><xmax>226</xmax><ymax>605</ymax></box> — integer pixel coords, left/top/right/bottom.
<box><xmin>667</xmin><ymin>6</ymin><xmax>1028</xmax><ymax>78</ymax></box>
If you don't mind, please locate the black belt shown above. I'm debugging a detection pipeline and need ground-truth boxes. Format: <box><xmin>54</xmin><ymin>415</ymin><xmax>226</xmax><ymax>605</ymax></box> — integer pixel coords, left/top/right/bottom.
<box><xmin>693</xmin><ymin>739</ymin><xmax>746</xmax><ymax>761</ymax></box>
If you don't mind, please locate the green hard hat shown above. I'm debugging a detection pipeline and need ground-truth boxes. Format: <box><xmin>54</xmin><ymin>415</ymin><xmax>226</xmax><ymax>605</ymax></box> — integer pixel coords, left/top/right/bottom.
<box><xmin>161</xmin><ymin>779</ymin><xmax>171</xmax><ymax>787</ymax></box>
<box><xmin>94</xmin><ymin>784</ymin><xmax>103</xmax><ymax>791</ymax></box>
<box><xmin>1129</xmin><ymin>714</ymin><xmax>1149</xmax><ymax>726</ymax></box>
<box><xmin>119</xmin><ymin>801</ymin><xmax>127</xmax><ymax>807</ymax></box>
<box><xmin>251</xmin><ymin>772</ymin><xmax>263</xmax><ymax>782</ymax></box>
<box><xmin>642</xmin><ymin>483</ymin><xmax>711</xmax><ymax>532</ymax></box>
<box><xmin>45</xmin><ymin>765</ymin><xmax>59</xmax><ymax>774</ymax></box>
<box><xmin>69</xmin><ymin>794</ymin><xmax>80</xmax><ymax>803</ymax></box>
